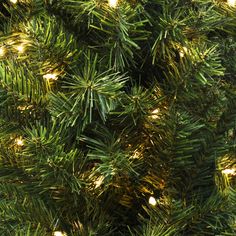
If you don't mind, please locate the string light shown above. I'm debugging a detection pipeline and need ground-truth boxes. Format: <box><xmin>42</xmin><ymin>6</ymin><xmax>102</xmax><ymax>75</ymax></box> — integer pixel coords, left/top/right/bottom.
<box><xmin>53</xmin><ymin>231</ymin><xmax>67</xmax><ymax>236</ymax></box>
<box><xmin>0</xmin><ymin>47</ymin><xmax>5</xmax><ymax>57</ymax></box>
<box><xmin>131</xmin><ymin>150</ymin><xmax>141</xmax><ymax>159</ymax></box>
<box><xmin>148</xmin><ymin>196</ymin><xmax>157</xmax><ymax>206</ymax></box>
<box><xmin>222</xmin><ymin>168</ymin><xmax>236</xmax><ymax>175</ymax></box>
<box><xmin>43</xmin><ymin>73</ymin><xmax>58</xmax><ymax>80</ymax></box>
<box><xmin>94</xmin><ymin>176</ymin><xmax>104</xmax><ymax>188</ymax></box>
<box><xmin>227</xmin><ymin>0</ymin><xmax>236</xmax><ymax>7</ymax></box>
<box><xmin>10</xmin><ymin>0</ymin><xmax>18</xmax><ymax>3</ymax></box>
<box><xmin>108</xmin><ymin>0</ymin><xmax>118</xmax><ymax>8</ymax></box>
<box><xmin>15</xmin><ymin>137</ymin><xmax>24</xmax><ymax>146</ymax></box>
<box><xmin>17</xmin><ymin>105</ymin><xmax>33</xmax><ymax>111</ymax></box>
<box><xmin>179</xmin><ymin>46</ymin><xmax>188</xmax><ymax>58</ymax></box>
<box><xmin>151</xmin><ymin>108</ymin><xmax>160</xmax><ymax>119</ymax></box>
<box><xmin>16</xmin><ymin>45</ymin><xmax>24</xmax><ymax>53</ymax></box>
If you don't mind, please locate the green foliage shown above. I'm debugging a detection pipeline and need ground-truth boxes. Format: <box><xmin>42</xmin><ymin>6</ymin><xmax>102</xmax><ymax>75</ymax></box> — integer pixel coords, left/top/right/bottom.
<box><xmin>0</xmin><ymin>0</ymin><xmax>236</xmax><ymax>235</ymax></box>
<box><xmin>81</xmin><ymin>125</ymin><xmax>137</xmax><ymax>184</ymax></box>
<box><xmin>49</xmin><ymin>52</ymin><xmax>127</xmax><ymax>132</ymax></box>
<box><xmin>50</xmin><ymin>0</ymin><xmax>149</xmax><ymax>70</ymax></box>
<box><xmin>116</xmin><ymin>84</ymin><xmax>159</xmax><ymax>126</ymax></box>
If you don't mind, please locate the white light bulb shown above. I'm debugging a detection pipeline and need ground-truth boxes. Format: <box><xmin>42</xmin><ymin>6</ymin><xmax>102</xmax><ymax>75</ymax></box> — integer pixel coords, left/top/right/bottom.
<box><xmin>108</xmin><ymin>0</ymin><xmax>118</xmax><ymax>8</ymax></box>
<box><xmin>16</xmin><ymin>45</ymin><xmax>24</xmax><ymax>53</ymax></box>
<box><xmin>15</xmin><ymin>137</ymin><xmax>24</xmax><ymax>146</ymax></box>
<box><xmin>43</xmin><ymin>73</ymin><xmax>58</xmax><ymax>80</ymax></box>
<box><xmin>17</xmin><ymin>105</ymin><xmax>33</xmax><ymax>111</ymax></box>
<box><xmin>222</xmin><ymin>168</ymin><xmax>236</xmax><ymax>175</ymax></box>
<box><xmin>10</xmin><ymin>0</ymin><xmax>18</xmax><ymax>3</ymax></box>
<box><xmin>228</xmin><ymin>0</ymin><xmax>236</xmax><ymax>7</ymax></box>
<box><xmin>18</xmin><ymin>105</ymin><xmax>27</xmax><ymax>111</ymax></box>
<box><xmin>94</xmin><ymin>176</ymin><xmax>104</xmax><ymax>188</ymax></box>
<box><xmin>0</xmin><ymin>47</ymin><xmax>5</xmax><ymax>56</ymax></box>
<box><xmin>131</xmin><ymin>150</ymin><xmax>140</xmax><ymax>159</ymax></box>
<box><xmin>53</xmin><ymin>231</ymin><xmax>67</xmax><ymax>236</ymax></box>
<box><xmin>148</xmin><ymin>196</ymin><xmax>157</xmax><ymax>206</ymax></box>
<box><xmin>179</xmin><ymin>46</ymin><xmax>188</xmax><ymax>58</ymax></box>
<box><xmin>151</xmin><ymin>108</ymin><xmax>160</xmax><ymax>119</ymax></box>
<box><xmin>179</xmin><ymin>51</ymin><xmax>184</xmax><ymax>58</ymax></box>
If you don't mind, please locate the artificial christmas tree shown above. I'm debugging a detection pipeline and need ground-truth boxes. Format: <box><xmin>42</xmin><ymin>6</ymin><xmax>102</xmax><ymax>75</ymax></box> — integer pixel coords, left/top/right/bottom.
<box><xmin>0</xmin><ymin>0</ymin><xmax>236</xmax><ymax>235</ymax></box>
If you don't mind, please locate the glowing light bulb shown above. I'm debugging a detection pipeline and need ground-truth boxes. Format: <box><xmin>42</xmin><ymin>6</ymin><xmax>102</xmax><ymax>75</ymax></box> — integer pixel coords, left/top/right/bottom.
<box><xmin>0</xmin><ymin>47</ymin><xmax>5</xmax><ymax>57</ymax></box>
<box><xmin>148</xmin><ymin>196</ymin><xmax>157</xmax><ymax>206</ymax></box>
<box><xmin>15</xmin><ymin>137</ymin><xmax>24</xmax><ymax>146</ymax></box>
<box><xmin>179</xmin><ymin>51</ymin><xmax>184</xmax><ymax>58</ymax></box>
<box><xmin>53</xmin><ymin>231</ymin><xmax>67</xmax><ymax>236</ymax></box>
<box><xmin>10</xmin><ymin>0</ymin><xmax>18</xmax><ymax>3</ymax></box>
<box><xmin>228</xmin><ymin>0</ymin><xmax>236</xmax><ymax>7</ymax></box>
<box><xmin>108</xmin><ymin>0</ymin><xmax>118</xmax><ymax>8</ymax></box>
<box><xmin>133</xmin><ymin>151</ymin><xmax>139</xmax><ymax>159</ymax></box>
<box><xmin>131</xmin><ymin>150</ymin><xmax>141</xmax><ymax>159</ymax></box>
<box><xmin>43</xmin><ymin>73</ymin><xmax>58</xmax><ymax>80</ymax></box>
<box><xmin>179</xmin><ymin>46</ymin><xmax>188</xmax><ymax>58</ymax></box>
<box><xmin>17</xmin><ymin>105</ymin><xmax>27</xmax><ymax>111</ymax></box>
<box><xmin>94</xmin><ymin>176</ymin><xmax>104</xmax><ymax>188</ymax></box>
<box><xmin>16</xmin><ymin>45</ymin><xmax>24</xmax><ymax>53</ymax></box>
<box><xmin>17</xmin><ymin>105</ymin><xmax>33</xmax><ymax>111</ymax></box>
<box><xmin>222</xmin><ymin>168</ymin><xmax>236</xmax><ymax>175</ymax></box>
<box><xmin>151</xmin><ymin>108</ymin><xmax>160</xmax><ymax>119</ymax></box>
